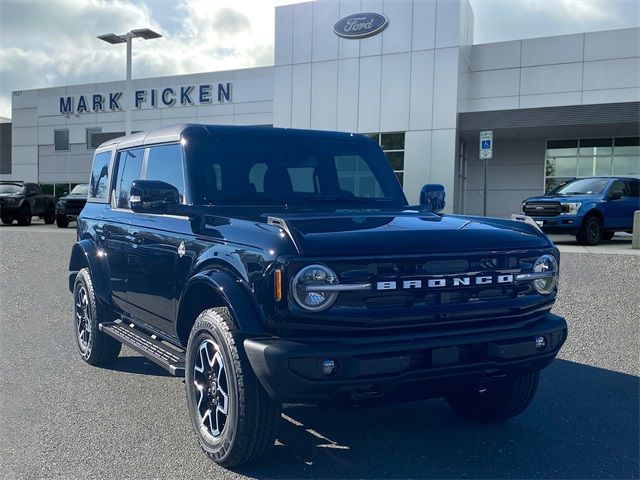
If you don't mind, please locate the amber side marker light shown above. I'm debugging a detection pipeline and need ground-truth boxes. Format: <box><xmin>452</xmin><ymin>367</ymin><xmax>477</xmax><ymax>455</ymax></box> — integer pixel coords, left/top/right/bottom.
<box><xmin>274</xmin><ymin>269</ymin><xmax>282</xmax><ymax>301</ymax></box>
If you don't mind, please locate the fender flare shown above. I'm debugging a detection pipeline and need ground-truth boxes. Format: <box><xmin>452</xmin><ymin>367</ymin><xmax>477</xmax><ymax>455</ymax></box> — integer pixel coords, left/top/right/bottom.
<box><xmin>68</xmin><ymin>239</ymin><xmax>111</xmax><ymax>306</ymax></box>
<box><xmin>177</xmin><ymin>269</ymin><xmax>268</xmax><ymax>340</ymax></box>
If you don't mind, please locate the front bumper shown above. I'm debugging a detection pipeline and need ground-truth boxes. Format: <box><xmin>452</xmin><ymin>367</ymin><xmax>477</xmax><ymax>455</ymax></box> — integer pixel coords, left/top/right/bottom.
<box><xmin>530</xmin><ymin>215</ymin><xmax>582</xmax><ymax>234</ymax></box>
<box><xmin>245</xmin><ymin>312</ymin><xmax>567</xmax><ymax>405</ymax></box>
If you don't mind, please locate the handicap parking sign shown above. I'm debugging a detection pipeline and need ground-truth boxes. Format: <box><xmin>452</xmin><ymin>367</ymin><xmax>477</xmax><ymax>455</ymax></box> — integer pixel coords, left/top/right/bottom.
<box><xmin>479</xmin><ymin>131</ymin><xmax>493</xmax><ymax>159</ymax></box>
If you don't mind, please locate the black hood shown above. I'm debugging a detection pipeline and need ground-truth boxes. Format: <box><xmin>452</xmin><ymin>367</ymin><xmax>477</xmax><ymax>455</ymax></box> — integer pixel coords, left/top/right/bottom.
<box><xmin>273</xmin><ymin>211</ymin><xmax>551</xmax><ymax>256</ymax></box>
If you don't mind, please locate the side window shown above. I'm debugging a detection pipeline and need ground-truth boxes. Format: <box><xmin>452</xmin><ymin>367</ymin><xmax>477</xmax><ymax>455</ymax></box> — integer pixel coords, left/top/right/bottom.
<box><xmin>144</xmin><ymin>144</ymin><xmax>186</xmax><ymax>203</ymax></box>
<box><xmin>248</xmin><ymin>163</ymin><xmax>267</xmax><ymax>192</ymax></box>
<box><xmin>89</xmin><ymin>151</ymin><xmax>112</xmax><ymax>200</ymax></box>
<box><xmin>113</xmin><ymin>148</ymin><xmax>144</xmax><ymax>209</ymax></box>
<box><xmin>287</xmin><ymin>167</ymin><xmax>317</xmax><ymax>193</ymax></box>
<box><xmin>609</xmin><ymin>180</ymin><xmax>629</xmax><ymax>197</ymax></box>
<box><xmin>628</xmin><ymin>180</ymin><xmax>639</xmax><ymax>197</ymax></box>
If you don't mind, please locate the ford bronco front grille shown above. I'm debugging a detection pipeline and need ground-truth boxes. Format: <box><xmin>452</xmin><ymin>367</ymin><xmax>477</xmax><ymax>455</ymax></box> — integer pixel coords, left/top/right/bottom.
<box><xmin>279</xmin><ymin>250</ymin><xmax>555</xmax><ymax>336</ymax></box>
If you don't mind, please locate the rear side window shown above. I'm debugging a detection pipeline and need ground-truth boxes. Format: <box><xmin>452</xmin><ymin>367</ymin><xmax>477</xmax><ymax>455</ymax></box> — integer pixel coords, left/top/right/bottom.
<box><xmin>627</xmin><ymin>180</ymin><xmax>639</xmax><ymax>197</ymax></box>
<box><xmin>609</xmin><ymin>180</ymin><xmax>630</xmax><ymax>197</ymax></box>
<box><xmin>145</xmin><ymin>144</ymin><xmax>186</xmax><ymax>203</ymax></box>
<box><xmin>89</xmin><ymin>151</ymin><xmax>112</xmax><ymax>201</ymax></box>
<box><xmin>113</xmin><ymin>149</ymin><xmax>144</xmax><ymax>209</ymax></box>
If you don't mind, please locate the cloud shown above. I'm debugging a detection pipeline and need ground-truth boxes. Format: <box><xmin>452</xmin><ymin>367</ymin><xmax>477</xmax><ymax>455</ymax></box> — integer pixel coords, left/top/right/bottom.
<box><xmin>0</xmin><ymin>0</ymin><xmax>295</xmax><ymax>117</ymax></box>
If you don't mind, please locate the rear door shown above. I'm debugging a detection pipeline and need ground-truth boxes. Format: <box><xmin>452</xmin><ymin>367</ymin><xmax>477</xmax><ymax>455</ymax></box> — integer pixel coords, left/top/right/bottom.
<box><xmin>621</xmin><ymin>179</ymin><xmax>640</xmax><ymax>228</ymax></box>
<box><xmin>603</xmin><ymin>179</ymin><xmax>632</xmax><ymax>229</ymax></box>
<box><xmin>125</xmin><ymin>143</ymin><xmax>188</xmax><ymax>333</ymax></box>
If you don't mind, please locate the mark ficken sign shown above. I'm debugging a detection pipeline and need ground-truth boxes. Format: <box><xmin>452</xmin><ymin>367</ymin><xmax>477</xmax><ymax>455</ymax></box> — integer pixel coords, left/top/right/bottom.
<box><xmin>59</xmin><ymin>82</ymin><xmax>232</xmax><ymax>115</ymax></box>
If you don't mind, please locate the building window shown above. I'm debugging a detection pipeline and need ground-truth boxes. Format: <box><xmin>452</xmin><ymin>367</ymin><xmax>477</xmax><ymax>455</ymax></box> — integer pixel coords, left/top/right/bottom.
<box><xmin>89</xmin><ymin>131</ymin><xmax>125</xmax><ymax>149</ymax></box>
<box><xmin>365</xmin><ymin>132</ymin><xmax>405</xmax><ymax>186</ymax></box>
<box><xmin>54</xmin><ymin>129</ymin><xmax>69</xmax><ymax>151</ymax></box>
<box><xmin>86</xmin><ymin>127</ymin><xmax>102</xmax><ymax>149</ymax></box>
<box><xmin>544</xmin><ymin>137</ymin><xmax>640</xmax><ymax>192</ymax></box>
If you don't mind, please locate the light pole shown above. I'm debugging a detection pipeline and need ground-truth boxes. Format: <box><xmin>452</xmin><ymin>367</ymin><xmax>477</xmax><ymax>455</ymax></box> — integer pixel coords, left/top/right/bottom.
<box><xmin>97</xmin><ymin>29</ymin><xmax>162</xmax><ymax>135</ymax></box>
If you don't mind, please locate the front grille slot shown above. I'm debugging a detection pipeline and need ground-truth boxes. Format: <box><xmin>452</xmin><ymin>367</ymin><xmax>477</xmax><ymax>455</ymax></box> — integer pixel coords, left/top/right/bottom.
<box><xmin>524</xmin><ymin>202</ymin><xmax>562</xmax><ymax>216</ymax></box>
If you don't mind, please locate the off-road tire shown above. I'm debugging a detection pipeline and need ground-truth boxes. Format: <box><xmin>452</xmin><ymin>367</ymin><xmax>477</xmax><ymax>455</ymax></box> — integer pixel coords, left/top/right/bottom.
<box><xmin>1</xmin><ymin>216</ymin><xmax>12</xmax><ymax>225</ymax></box>
<box><xmin>446</xmin><ymin>371</ymin><xmax>540</xmax><ymax>422</ymax></box>
<box><xmin>185</xmin><ymin>307</ymin><xmax>280</xmax><ymax>468</ymax></box>
<box><xmin>56</xmin><ymin>214</ymin><xmax>70</xmax><ymax>228</ymax></box>
<box><xmin>43</xmin><ymin>205</ymin><xmax>56</xmax><ymax>224</ymax></box>
<box><xmin>576</xmin><ymin>215</ymin><xmax>603</xmax><ymax>245</ymax></box>
<box><xmin>73</xmin><ymin>268</ymin><xmax>121</xmax><ymax>365</ymax></box>
<box><xmin>16</xmin><ymin>204</ymin><xmax>31</xmax><ymax>226</ymax></box>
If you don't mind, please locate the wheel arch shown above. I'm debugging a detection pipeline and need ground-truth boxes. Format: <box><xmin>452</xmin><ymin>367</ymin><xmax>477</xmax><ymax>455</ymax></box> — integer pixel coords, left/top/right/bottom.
<box><xmin>176</xmin><ymin>270</ymin><xmax>267</xmax><ymax>347</ymax></box>
<box><xmin>68</xmin><ymin>239</ymin><xmax>111</xmax><ymax>306</ymax></box>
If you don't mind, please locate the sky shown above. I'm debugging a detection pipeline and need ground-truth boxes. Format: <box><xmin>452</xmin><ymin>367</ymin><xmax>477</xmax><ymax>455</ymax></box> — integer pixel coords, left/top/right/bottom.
<box><xmin>0</xmin><ymin>0</ymin><xmax>639</xmax><ymax>119</ymax></box>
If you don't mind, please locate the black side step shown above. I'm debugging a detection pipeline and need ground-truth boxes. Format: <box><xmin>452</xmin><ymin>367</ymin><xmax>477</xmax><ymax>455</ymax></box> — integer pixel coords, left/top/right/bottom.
<box><xmin>99</xmin><ymin>320</ymin><xmax>185</xmax><ymax>377</ymax></box>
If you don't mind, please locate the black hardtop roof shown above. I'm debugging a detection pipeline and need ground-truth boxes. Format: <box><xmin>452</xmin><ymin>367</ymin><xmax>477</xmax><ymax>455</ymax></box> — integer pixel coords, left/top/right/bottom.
<box><xmin>97</xmin><ymin>124</ymin><xmax>373</xmax><ymax>151</ymax></box>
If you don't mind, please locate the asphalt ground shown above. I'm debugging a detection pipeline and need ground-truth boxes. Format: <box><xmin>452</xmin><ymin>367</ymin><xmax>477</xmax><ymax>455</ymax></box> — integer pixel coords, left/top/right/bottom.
<box><xmin>0</xmin><ymin>221</ymin><xmax>638</xmax><ymax>479</ymax></box>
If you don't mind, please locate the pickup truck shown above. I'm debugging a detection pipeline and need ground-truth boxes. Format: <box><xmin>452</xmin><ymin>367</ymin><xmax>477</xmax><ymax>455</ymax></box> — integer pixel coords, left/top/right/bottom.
<box><xmin>522</xmin><ymin>176</ymin><xmax>640</xmax><ymax>245</ymax></box>
<box><xmin>68</xmin><ymin>125</ymin><xmax>567</xmax><ymax>467</ymax></box>
<box><xmin>0</xmin><ymin>181</ymin><xmax>56</xmax><ymax>226</ymax></box>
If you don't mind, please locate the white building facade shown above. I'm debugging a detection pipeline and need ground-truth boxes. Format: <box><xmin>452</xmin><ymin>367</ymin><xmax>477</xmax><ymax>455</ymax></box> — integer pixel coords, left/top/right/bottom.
<box><xmin>6</xmin><ymin>0</ymin><xmax>640</xmax><ymax>216</ymax></box>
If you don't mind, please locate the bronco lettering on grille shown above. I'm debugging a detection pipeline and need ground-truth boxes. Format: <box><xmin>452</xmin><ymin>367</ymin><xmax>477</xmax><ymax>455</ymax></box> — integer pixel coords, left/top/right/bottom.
<box><xmin>376</xmin><ymin>274</ymin><xmax>514</xmax><ymax>290</ymax></box>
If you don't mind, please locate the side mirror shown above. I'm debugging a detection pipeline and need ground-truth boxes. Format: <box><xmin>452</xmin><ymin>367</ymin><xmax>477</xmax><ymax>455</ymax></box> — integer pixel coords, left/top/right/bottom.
<box><xmin>608</xmin><ymin>190</ymin><xmax>624</xmax><ymax>200</ymax></box>
<box><xmin>419</xmin><ymin>184</ymin><xmax>446</xmax><ymax>213</ymax></box>
<box><xmin>130</xmin><ymin>180</ymin><xmax>179</xmax><ymax>214</ymax></box>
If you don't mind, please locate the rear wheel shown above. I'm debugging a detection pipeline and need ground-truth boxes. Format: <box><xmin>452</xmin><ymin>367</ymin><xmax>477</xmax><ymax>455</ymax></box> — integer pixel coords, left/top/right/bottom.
<box><xmin>185</xmin><ymin>307</ymin><xmax>280</xmax><ymax>467</ymax></box>
<box><xmin>576</xmin><ymin>215</ymin><xmax>603</xmax><ymax>245</ymax></box>
<box><xmin>16</xmin><ymin>204</ymin><xmax>31</xmax><ymax>226</ymax></box>
<box><xmin>43</xmin><ymin>205</ymin><xmax>56</xmax><ymax>224</ymax></box>
<box><xmin>73</xmin><ymin>268</ymin><xmax>121</xmax><ymax>365</ymax></box>
<box><xmin>1</xmin><ymin>216</ymin><xmax>12</xmax><ymax>225</ymax></box>
<box><xmin>446</xmin><ymin>371</ymin><xmax>540</xmax><ymax>422</ymax></box>
<box><xmin>56</xmin><ymin>214</ymin><xmax>70</xmax><ymax>228</ymax></box>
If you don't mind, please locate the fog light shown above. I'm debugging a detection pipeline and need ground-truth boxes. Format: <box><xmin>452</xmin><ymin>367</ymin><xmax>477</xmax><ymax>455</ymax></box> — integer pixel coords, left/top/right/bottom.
<box><xmin>535</xmin><ymin>336</ymin><xmax>546</xmax><ymax>351</ymax></box>
<box><xmin>320</xmin><ymin>359</ymin><xmax>337</xmax><ymax>376</ymax></box>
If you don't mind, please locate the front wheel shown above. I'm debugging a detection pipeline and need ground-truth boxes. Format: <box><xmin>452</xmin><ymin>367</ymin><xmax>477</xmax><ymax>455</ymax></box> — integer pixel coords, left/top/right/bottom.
<box><xmin>446</xmin><ymin>371</ymin><xmax>540</xmax><ymax>422</ymax></box>
<box><xmin>16</xmin><ymin>204</ymin><xmax>31</xmax><ymax>226</ymax></box>
<box><xmin>43</xmin><ymin>206</ymin><xmax>56</xmax><ymax>224</ymax></box>
<box><xmin>73</xmin><ymin>268</ymin><xmax>121</xmax><ymax>365</ymax></box>
<box><xmin>576</xmin><ymin>215</ymin><xmax>603</xmax><ymax>245</ymax></box>
<box><xmin>56</xmin><ymin>214</ymin><xmax>69</xmax><ymax>228</ymax></box>
<box><xmin>185</xmin><ymin>308</ymin><xmax>281</xmax><ymax>468</ymax></box>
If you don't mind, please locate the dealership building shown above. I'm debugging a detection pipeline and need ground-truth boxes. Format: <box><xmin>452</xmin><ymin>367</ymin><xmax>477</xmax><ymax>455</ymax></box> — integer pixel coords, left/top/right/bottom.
<box><xmin>4</xmin><ymin>0</ymin><xmax>640</xmax><ymax>216</ymax></box>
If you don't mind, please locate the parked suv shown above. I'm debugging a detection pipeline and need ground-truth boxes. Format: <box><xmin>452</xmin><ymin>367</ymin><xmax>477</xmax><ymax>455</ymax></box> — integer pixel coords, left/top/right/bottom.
<box><xmin>56</xmin><ymin>183</ymin><xmax>88</xmax><ymax>228</ymax></box>
<box><xmin>0</xmin><ymin>181</ymin><xmax>56</xmax><ymax>226</ymax></box>
<box><xmin>523</xmin><ymin>176</ymin><xmax>640</xmax><ymax>245</ymax></box>
<box><xmin>69</xmin><ymin>125</ymin><xmax>567</xmax><ymax>467</ymax></box>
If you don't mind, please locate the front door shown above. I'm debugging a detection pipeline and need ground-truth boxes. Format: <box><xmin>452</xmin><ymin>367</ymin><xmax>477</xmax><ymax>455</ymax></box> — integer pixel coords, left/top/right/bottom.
<box><xmin>124</xmin><ymin>143</ymin><xmax>188</xmax><ymax>333</ymax></box>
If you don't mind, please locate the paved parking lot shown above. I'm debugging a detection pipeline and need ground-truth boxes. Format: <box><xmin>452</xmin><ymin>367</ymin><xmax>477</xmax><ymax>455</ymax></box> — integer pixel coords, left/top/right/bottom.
<box><xmin>0</xmin><ymin>222</ymin><xmax>638</xmax><ymax>479</ymax></box>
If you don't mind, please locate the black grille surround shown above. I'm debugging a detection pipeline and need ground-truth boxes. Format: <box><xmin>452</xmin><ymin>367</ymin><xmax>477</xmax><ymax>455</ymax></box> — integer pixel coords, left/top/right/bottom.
<box><xmin>523</xmin><ymin>202</ymin><xmax>562</xmax><ymax>217</ymax></box>
<box><xmin>275</xmin><ymin>249</ymin><xmax>558</xmax><ymax>338</ymax></box>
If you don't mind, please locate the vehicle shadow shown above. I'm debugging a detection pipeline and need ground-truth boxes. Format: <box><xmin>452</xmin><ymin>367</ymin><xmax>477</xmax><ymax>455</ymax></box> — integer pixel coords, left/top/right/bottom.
<box><xmin>96</xmin><ymin>355</ymin><xmax>171</xmax><ymax>377</ymax></box>
<box><xmin>238</xmin><ymin>359</ymin><xmax>638</xmax><ymax>479</ymax></box>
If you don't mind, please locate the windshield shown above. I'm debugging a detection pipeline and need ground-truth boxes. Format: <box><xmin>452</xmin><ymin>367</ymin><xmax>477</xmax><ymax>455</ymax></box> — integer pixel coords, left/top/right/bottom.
<box><xmin>70</xmin><ymin>184</ymin><xmax>89</xmax><ymax>196</ymax></box>
<box><xmin>0</xmin><ymin>184</ymin><xmax>23</xmax><ymax>194</ymax></box>
<box><xmin>188</xmin><ymin>135</ymin><xmax>407</xmax><ymax>208</ymax></box>
<box><xmin>550</xmin><ymin>178</ymin><xmax>609</xmax><ymax>195</ymax></box>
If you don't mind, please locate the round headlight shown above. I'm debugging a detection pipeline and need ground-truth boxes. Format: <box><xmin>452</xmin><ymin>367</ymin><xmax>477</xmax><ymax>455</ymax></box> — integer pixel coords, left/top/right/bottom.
<box><xmin>532</xmin><ymin>254</ymin><xmax>558</xmax><ymax>295</ymax></box>
<box><xmin>291</xmin><ymin>264</ymin><xmax>339</xmax><ymax>312</ymax></box>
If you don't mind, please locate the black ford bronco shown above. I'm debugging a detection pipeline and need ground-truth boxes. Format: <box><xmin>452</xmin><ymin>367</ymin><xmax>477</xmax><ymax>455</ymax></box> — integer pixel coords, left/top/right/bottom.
<box><xmin>69</xmin><ymin>125</ymin><xmax>567</xmax><ymax>467</ymax></box>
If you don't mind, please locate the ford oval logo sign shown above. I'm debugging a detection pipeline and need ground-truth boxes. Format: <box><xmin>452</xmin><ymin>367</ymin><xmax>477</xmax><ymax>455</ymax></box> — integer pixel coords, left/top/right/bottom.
<box><xmin>334</xmin><ymin>12</ymin><xmax>388</xmax><ymax>39</ymax></box>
